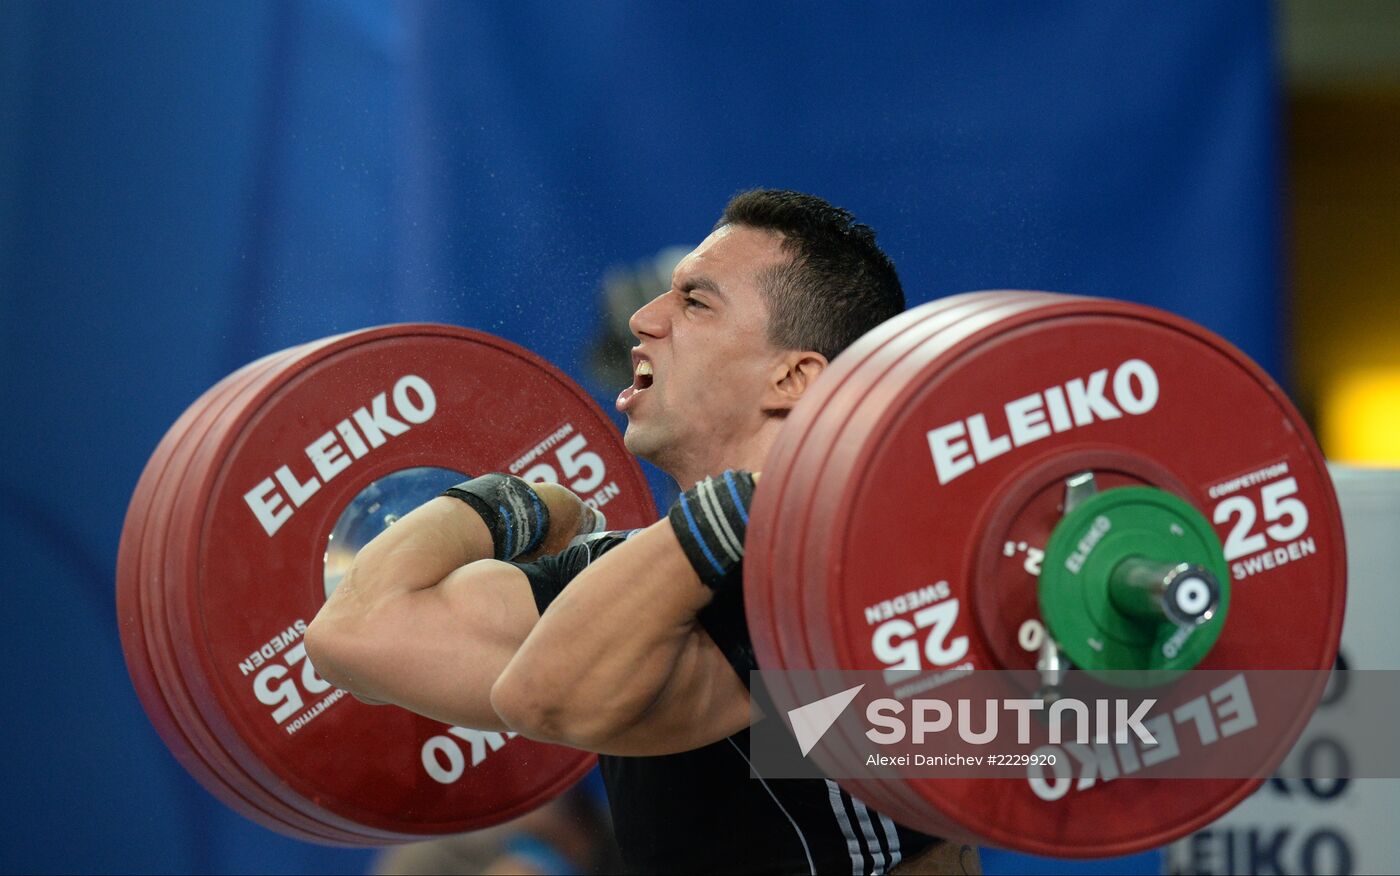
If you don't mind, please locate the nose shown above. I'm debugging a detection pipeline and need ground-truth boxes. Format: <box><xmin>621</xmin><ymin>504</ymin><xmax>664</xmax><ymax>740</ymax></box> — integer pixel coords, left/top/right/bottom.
<box><xmin>628</xmin><ymin>290</ymin><xmax>671</xmax><ymax>341</ymax></box>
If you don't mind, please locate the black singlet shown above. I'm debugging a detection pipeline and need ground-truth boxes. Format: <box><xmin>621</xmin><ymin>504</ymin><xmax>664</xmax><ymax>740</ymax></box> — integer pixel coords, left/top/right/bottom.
<box><xmin>512</xmin><ymin>531</ymin><xmax>938</xmax><ymax>875</ymax></box>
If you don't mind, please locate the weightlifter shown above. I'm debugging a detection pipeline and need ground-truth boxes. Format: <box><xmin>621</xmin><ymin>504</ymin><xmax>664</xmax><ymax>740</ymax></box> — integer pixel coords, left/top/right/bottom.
<box><xmin>306</xmin><ymin>190</ymin><xmax>980</xmax><ymax>875</ymax></box>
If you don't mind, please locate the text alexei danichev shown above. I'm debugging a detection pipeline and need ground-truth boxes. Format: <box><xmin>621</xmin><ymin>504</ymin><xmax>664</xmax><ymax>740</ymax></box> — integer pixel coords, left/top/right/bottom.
<box><xmin>866</xmin><ymin>754</ymin><xmax>984</xmax><ymax>766</ymax></box>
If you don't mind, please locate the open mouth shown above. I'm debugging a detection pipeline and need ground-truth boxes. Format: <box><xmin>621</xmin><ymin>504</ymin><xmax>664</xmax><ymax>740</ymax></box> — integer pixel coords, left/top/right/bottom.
<box><xmin>616</xmin><ymin>357</ymin><xmax>654</xmax><ymax>412</ymax></box>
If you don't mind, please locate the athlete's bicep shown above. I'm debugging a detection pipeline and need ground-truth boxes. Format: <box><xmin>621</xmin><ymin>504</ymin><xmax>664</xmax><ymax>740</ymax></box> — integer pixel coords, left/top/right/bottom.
<box><xmin>570</xmin><ymin>540</ymin><xmax>758</xmax><ymax>755</ymax></box>
<box><xmin>591</xmin><ymin>627</ymin><xmax>753</xmax><ymax>756</ymax></box>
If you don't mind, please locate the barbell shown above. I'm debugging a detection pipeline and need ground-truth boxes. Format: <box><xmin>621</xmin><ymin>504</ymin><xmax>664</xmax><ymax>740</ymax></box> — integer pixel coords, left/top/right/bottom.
<box><xmin>115</xmin><ymin>291</ymin><xmax>1344</xmax><ymax>854</ymax></box>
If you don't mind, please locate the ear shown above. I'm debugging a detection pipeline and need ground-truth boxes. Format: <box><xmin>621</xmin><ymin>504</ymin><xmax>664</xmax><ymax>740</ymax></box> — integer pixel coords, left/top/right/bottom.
<box><xmin>764</xmin><ymin>350</ymin><xmax>828</xmax><ymax>413</ymax></box>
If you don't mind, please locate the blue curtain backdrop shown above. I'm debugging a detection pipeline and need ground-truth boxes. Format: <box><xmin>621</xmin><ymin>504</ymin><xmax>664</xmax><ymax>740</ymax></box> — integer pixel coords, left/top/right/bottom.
<box><xmin>0</xmin><ymin>2</ymin><xmax>1280</xmax><ymax>873</ymax></box>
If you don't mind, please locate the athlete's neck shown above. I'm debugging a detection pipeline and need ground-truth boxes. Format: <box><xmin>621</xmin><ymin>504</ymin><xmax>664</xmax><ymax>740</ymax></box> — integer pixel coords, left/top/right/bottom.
<box><xmin>665</xmin><ymin>418</ymin><xmax>782</xmax><ymax>491</ymax></box>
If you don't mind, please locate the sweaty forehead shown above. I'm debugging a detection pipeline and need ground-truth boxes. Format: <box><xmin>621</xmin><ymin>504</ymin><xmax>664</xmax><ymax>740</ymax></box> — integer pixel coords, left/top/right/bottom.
<box><xmin>673</xmin><ymin>224</ymin><xmax>789</xmax><ymax>292</ymax></box>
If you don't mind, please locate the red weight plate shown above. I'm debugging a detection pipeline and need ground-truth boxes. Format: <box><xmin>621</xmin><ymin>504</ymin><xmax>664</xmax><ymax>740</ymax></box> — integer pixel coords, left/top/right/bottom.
<box><xmin>154</xmin><ymin>334</ymin><xmax>425</xmax><ymax>839</ymax></box>
<box><xmin>801</xmin><ymin>294</ymin><xmax>1344</xmax><ymax>855</ymax></box>
<box><xmin>143</xmin><ymin>344</ymin><xmax>375</xmax><ymax>842</ymax></box>
<box><xmin>156</xmin><ymin>330</ymin><xmax>622</xmax><ymax>840</ymax></box>
<box><xmin>750</xmin><ymin>293</ymin><xmax>1070</xmax><ymax>833</ymax></box>
<box><xmin>118</xmin><ymin>348</ymin><xmax>282</xmax><ymax>791</ymax></box>
<box><xmin>150</xmin><ymin>357</ymin><xmax>446</xmax><ymax>842</ymax></box>
<box><xmin>144</xmin><ymin>338</ymin><xmax>380</xmax><ymax>844</ymax></box>
<box><xmin>165</xmin><ymin>325</ymin><xmax>654</xmax><ymax>838</ymax></box>
<box><xmin>148</xmin><ymin>331</ymin><xmax>566</xmax><ymax>841</ymax></box>
<box><xmin>120</xmin><ymin>344</ymin><xmax>365</xmax><ymax>843</ymax></box>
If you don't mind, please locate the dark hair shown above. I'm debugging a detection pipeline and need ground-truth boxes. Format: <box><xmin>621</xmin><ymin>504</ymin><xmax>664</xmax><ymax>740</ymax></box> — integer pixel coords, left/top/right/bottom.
<box><xmin>717</xmin><ymin>189</ymin><xmax>904</xmax><ymax>362</ymax></box>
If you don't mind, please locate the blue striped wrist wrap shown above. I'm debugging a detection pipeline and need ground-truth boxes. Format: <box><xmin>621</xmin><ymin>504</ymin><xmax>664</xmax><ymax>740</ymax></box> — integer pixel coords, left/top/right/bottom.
<box><xmin>667</xmin><ymin>469</ymin><xmax>756</xmax><ymax>591</ymax></box>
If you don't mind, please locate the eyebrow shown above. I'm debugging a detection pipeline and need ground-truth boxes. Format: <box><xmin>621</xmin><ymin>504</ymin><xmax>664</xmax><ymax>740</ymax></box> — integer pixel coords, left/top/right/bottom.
<box><xmin>681</xmin><ymin>275</ymin><xmax>726</xmax><ymax>300</ymax></box>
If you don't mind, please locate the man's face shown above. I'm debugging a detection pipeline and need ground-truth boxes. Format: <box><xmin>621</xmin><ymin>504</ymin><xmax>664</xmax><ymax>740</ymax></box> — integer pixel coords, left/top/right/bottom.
<box><xmin>616</xmin><ymin>224</ymin><xmax>789</xmax><ymax>475</ymax></box>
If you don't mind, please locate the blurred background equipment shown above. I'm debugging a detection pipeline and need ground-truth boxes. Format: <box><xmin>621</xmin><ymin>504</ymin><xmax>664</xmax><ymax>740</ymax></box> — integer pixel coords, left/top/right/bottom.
<box><xmin>1283</xmin><ymin>0</ymin><xmax>1400</xmax><ymax>468</ymax></box>
<box><xmin>587</xmin><ymin>246</ymin><xmax>691</xmax><ymax>392</ymax></box>
<box><xmin>372</xmin><ymin>781</ymin><xmax>621</xmax><ymax>876</ymax></box>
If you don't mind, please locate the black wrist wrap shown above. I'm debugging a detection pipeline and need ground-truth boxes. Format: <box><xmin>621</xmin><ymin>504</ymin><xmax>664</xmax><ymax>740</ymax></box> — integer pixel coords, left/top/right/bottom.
<box><xmin>441</xmin><ymin>474</ymin><xmax>550</xmax><ymax>561</ymax></box>
<box><xmin>667</xmin><ymin>469</ymin><xmax>757</xmax><ymax>591</ymax></box>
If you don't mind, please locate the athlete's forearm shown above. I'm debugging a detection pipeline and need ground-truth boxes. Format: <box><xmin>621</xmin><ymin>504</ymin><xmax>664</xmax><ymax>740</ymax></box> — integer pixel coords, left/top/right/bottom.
<box><xmin>305</xmin><ymin>484</ymin><xmax>518</xmax><ymax>715</ymax></box>
<box><xmin>492</xmin><ymin>518</ymin><xmax>716</xmax><ymax>746</ymax></box>
<box><xmin>304</xmin><ymin>498</ymin><xmax>497</xmax><ymax>700</ymax></box>
<box><xmin>307</xmin><ymin>480</ymin><xmax>594</xmax><ymax>723</ymax></box>
<box><xmin>319</xmin><ymin>477</ymin><xmax>587</xmax><ymax>621</ymax></box>
<box><xmin>307</xmin><ymin>559</ymin><xmax>541</xmax><ymax>729</ymax></box>
<box><xmin>307</xmin><ymin>497</ymin><xmax>496</xmax><ymax>676</ymax></box>
<box><xmin>333</xmin><ymin>498</ymin><xmax>496</xmax><ymax>607</ymax></box>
